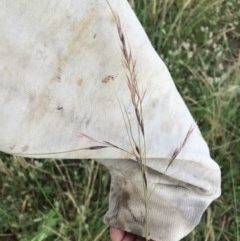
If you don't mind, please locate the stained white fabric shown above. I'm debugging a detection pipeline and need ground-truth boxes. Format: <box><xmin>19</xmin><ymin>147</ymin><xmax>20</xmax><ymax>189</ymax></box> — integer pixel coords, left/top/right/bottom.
<box><xmin>0</xmin><ymin>0</ymin><xmax>221</xmax><ymax>240</ymax></box>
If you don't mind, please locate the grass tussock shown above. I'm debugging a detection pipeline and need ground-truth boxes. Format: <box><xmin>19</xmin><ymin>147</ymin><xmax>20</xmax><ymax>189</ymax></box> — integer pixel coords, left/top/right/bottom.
<box><xmin>0</xmin><ymin>157</ymin><xmax>110</xmax><ymax>241</ymax></box>
<box><xmin>1</xmin><ymin>0</ymin><xmax>240</xmax><ymax>240</ymax></box>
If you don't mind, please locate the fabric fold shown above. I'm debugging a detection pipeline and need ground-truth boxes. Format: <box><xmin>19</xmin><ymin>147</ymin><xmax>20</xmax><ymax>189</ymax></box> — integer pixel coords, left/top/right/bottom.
<box><xmin>97</xmin><ymin>158</ymin><xmax>220</xmax><ymax>241</ymax></box>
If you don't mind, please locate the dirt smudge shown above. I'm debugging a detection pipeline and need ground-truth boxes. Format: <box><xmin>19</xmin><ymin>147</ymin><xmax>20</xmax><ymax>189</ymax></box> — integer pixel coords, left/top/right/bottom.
<box><xmin>62</xmin><ymin>5</ymin><xmax>97</xmax><ymax>65</ymax></box>
<box><xmin>26</xmin><ymin>93</ymin><xmax>49</xmax><ymax>124</ymax></box>
<box><xmin>77</xmin><ymin>78</ymin><xmax>83</xmax><ymax>86</ymax></box>
<box><xmin>101</xmin><ymin>75</ymin><xmax>114</xmax><ymax>84</ymax></box>
<box><xmin>21</xmin><ymin>145</ymin><xmax>29</xmax><ymax>152</ymax></box>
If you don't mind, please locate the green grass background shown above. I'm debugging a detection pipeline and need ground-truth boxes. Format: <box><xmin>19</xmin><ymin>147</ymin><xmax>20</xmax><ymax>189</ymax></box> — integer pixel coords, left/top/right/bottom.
<box><xmin>0</xmin><ymin>0</ymin><xmax>240</xmax><ymax>240</ymax></box>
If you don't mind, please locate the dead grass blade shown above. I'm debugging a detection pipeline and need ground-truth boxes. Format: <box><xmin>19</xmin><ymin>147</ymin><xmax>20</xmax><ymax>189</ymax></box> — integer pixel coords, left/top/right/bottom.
<box><xmin>165</xmin><ymin>125</ymin><xmax>194</xmax><ymax>172</ymax></box>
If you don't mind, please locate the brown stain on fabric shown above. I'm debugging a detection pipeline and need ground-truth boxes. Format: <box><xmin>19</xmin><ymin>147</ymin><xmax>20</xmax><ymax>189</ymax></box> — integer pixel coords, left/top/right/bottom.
<box><xmin>121</xmin><ymin>191</ymin><xmax>130</xmax><ymax>208</ymax></box>
<box><xmin>77</xmin><ymin>78</ymin><xmax>83</xmax><ymax>86</ymax></box>
<box><xmin>21</xmin><ymin>145</ymin><xmax>29</xmax><ymax>152</ymax></box>
<box><xmin>109</xmin><ymin>176</ymin><xmax>142</xmax><ymax>221</ymax></box>
<box><xmin>51</xmin><ymin>54</ymin><xmax>64</xmax><ymax>83</ymax></box>
<box><xmin>26</xmin><ymin>93</ymin><xmax>49</xmax><ymax>124</ymax></box>
<box><xmin>106</xmin><ymin>174</ymin><xmax>148</xmax><ymax>237</ymax></box>
<box><xmin>101</xmin><ymin>75</ymin><xmax>114</xmax><ymax>84</ymax></box>
<box><xmin>54</xmin><ymin>61</ymin><xmax>62</xmax><ymax>82</ymax></box>
<box><xmin>10</xmin><ymin>145</ymin><xmax>16</xmax><ymax>150</ymax></box>
<box><xmin>62</xmin><ymin>6</ymin><xmax>96</xmax><ymax>66</ymax></box>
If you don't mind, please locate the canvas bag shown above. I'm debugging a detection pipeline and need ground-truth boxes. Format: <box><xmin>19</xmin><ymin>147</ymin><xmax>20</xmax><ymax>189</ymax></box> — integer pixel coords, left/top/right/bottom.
<box><xmin>0</xmin><ymin>0</ymin><xmax>221</xmax><ymax>240</ymax></box>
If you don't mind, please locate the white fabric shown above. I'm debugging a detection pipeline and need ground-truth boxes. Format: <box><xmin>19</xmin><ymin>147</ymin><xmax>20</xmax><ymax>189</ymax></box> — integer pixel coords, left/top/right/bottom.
<box><xmin>0</xmin><ymin>0</ymin><xmax>221</xmax><ymax>240</ymax></box>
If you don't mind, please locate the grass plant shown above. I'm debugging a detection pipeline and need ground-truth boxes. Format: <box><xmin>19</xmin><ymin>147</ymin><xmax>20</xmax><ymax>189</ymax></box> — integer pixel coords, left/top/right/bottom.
<box><xmin>1</xmin><ymin>0</ymin><xmax>240</xmax><ymax>240</ymax></box>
